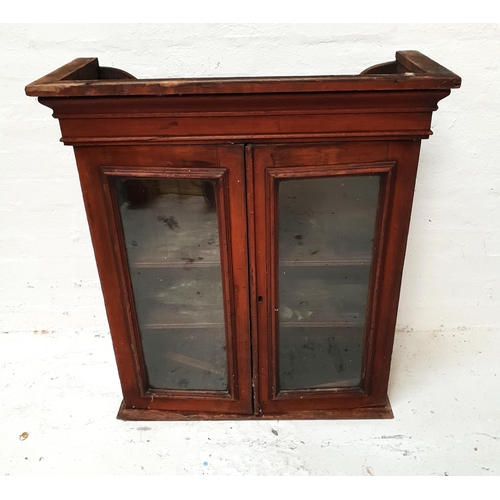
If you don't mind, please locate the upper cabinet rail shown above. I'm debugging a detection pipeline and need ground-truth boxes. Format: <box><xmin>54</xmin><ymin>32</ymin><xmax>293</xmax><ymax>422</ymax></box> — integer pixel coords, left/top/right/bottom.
<box><xmin>25</xmin><ymin>50</ymin><xmax>461</xmax><ymax>98</ymax></box>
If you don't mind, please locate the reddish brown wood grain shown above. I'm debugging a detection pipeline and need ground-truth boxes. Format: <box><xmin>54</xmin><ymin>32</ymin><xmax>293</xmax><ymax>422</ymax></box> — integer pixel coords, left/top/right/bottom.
<box><xmin>37</xmin><ymin>90</ymin><xmax>449</xmax><ymax>146</ymax></box>
<box><xmin>26</xmin><ymin>52</ymin><xmax>460</xmax><ymax>420</ymax></box>
<box><xmin>251</xmin><ymin>144</ymin><xmax>400</xmax><ymax>415</ymax></box>
<box><xmin>76</xmin><ymin>145</ymin><xmax>253</xmax><ymax>414</ymax></box>
<box><xmin>25</xmin><ymin>51</ymin><xmax>460</xmax><ymax>98</ymax></box>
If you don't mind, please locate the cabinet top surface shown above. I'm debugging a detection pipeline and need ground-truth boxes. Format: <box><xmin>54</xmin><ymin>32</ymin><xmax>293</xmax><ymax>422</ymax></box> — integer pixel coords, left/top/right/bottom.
<box><xmin>25</xmin><ymin>51</ymin><xmax>461</xmax><ymax>98</ymax></box>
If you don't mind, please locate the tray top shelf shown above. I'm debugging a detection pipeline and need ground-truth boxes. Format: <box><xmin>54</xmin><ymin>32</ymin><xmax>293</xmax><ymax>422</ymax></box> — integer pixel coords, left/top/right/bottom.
<box><xmin>25</xmin><ymin>51</ymin><xmax>461</xmax><ymax>98</ymax></box>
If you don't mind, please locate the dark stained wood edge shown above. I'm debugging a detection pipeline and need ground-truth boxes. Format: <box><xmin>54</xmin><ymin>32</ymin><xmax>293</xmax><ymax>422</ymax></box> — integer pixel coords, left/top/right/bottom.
<box><xmin>252</xmin><ymin>146</ymin><xmax>272</xmax><ymax>415</ymax></box>
<box><xmin>25</xmin><ymin>58</ymin><xmax>99</xmax><ymax>94</ymax></box>
<box><xmin>25</xmin><ymin>75</ymin><xmax>462</xmax><ymax>97</ymax></box>
<box><xmin>42</xmin><ymin>91</ymin><xmax>447</xmax><ymax>117</ymax></box>
<box><xmin>59</xmin><ymin>132</ymin><xmax>435</xmax><ymax>146</ymax></box>
<box><xmin>72</xmin><ymin>147</ymin><xmax>148</xmax><ymax>408</ymax></box>
<box><xmin>396</xmin><ymin>50</ymin><xmax>461</xmax><ymax>84</ymax></box>
<box><xmin>216</xmin><ymin>146</ymin><xmax>254</xmax><ymax>415</ymax></box>
<box><xmin>362</xmin><ymin>51</ymin><xmax>461</xmax><ymax>87</ymax></box>
<box><xmin>99</xmin><ymin>167</ymin><xmax>150</xmax><ymax>398</ymax></box>
<box><xmin>38</xmin><ymin>89</ymin><xmax>449</xmax><ymax>146</ymax></box>
<box><xmin>25</xmin><ymin>51</ymin><xmax>461</xmax><ymax>97</ymax></box>
<box><xmin>117</xmin><ymin>398</ymin><xmax>393</xmax><ymax>420</ymax></box>
<box><xmin>267</xmin><ymin>163</ymin><xmax>395</xmax><ymax>179</ymax></box>
<box><xmin>245</xmin><ymin>145</ymin><xmax>261</xmax><ymax>416</ymax></box>
<box><xmin>267</xmin><ymin>162</ymin><xmax>279</xmax><ymax>402</ymax></box>
<box><xmin>359</xmin><ymin>161</ymin><xmax>395</xmax><ymax>397</ymax></box>
<box><xmin>366</xmin><ymin>141</ymin><xmax>423</xmax><ymax>403</ymax></box>
<box><xmin>214</xmin><ymin>162</ymin><xmax>239</xmax><ymax>402</ymax></box>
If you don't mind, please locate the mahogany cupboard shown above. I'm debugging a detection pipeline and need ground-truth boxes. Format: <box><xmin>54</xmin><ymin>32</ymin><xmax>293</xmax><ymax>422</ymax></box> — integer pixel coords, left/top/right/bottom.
<box><xmin>26</xmin><ymin>51</ymin><xmax>460</xmax><ymax>420</ymax></box>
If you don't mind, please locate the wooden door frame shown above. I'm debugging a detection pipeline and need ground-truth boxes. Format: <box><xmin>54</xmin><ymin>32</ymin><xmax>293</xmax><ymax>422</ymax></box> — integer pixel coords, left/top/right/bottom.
<box><xmin>248</xmin><ymin>141</ymin><xmax>421</xmax><ymax>418</ymax></box>
<box><xmin>74</xmin><ymin>144</ymin><xmax>253</xmax><ymax>418</ymax></box>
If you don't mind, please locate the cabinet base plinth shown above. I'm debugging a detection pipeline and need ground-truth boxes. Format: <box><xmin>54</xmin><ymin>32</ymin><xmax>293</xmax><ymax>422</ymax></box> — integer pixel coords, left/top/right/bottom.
<box><xmin>116</xmin><ymin>400</ymin><xmax>393</xmax><ymax>421</ymax></box>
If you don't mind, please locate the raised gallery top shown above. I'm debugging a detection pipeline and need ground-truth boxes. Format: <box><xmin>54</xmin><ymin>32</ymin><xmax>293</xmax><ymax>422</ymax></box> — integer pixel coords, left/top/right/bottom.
<box><xmin>25</xmin><ymin>50</ymin><xmax>461</xmax><ymax>98</ymax></box>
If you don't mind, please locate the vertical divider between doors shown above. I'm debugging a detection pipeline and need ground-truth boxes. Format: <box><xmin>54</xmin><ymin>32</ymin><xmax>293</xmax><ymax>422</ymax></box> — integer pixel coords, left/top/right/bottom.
<box><xmin>216</xmin><ymin>145</ymin><xmax>253</xmax><ymax>413</ymax></box>
<box><xmin>245</xmin><ymin>145</ymin><xmax>260</xmax><ymax>416</ymax></box>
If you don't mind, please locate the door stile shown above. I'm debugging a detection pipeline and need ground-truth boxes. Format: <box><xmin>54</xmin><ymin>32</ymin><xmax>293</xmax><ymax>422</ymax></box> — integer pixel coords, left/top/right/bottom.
<box><xmin>216</xmin><ymin>145</ymin><xmax>254</xmax><ymax>414</ymax></box>
<box><xmin>251</xmin><ymin>146</ymin><xmax>274</xmax><ymax>415</ymax></box>
<box><xmin>358</xmin><ymin>163</ymin><xmax>396</xmax><ymax>398</ymax></box>
<box><xmin>244</xmin><ymin>145</ymin><xmax>261</xmax><ymax>416</ymax></box>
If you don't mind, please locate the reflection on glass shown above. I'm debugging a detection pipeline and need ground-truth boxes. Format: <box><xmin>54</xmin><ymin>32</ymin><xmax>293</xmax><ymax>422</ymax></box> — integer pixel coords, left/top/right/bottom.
<box><xmin>278</xmin><ymin>176</ymin><xmax>380</xmax><ymax>390</ymax></box>
<box><xmin>115</xmin><ymin>178</ymin><xmax>227</xmax><ymax>391</ymax></box>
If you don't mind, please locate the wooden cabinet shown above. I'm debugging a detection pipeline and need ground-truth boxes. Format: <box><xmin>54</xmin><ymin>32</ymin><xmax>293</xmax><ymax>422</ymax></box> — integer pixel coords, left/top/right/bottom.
<box><xmin>26</xmin><ymin>51</ymin><xmax>460</xmax><ymax>420</ymax></box>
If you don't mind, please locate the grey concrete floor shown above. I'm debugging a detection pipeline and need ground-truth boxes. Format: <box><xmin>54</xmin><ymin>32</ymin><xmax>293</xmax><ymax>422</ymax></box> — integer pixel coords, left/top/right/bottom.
<box><xmin>1</xmin><ymin>328</ymin><xmax>499</xmax><ymax>475</ymax></box>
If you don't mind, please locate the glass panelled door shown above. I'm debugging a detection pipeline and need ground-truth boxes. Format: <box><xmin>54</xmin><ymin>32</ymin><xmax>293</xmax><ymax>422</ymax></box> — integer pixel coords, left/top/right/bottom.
<box><xmin>278</xmin><ymin>176</ymin><xmax>380</xmax><ymax>390</ymax></box>
<box><xmin>251</xmin><ymin>143</ymin><xmax>394</xmax><ymax>414</ymax></box>
<box><xmin>116</xmin><ymin>178</ymin><xmax>228</xmax><ymax>391</ymax></box>
<box><xmin>100</xmin><ymin>145</ymin><xmax>252</xmax><ymax>414</ymax></box>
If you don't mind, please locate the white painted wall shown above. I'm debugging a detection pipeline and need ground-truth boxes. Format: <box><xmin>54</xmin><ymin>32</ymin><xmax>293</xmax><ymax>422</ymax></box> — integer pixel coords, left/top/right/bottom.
<box><xmin>1</xmin><ymin>24</ymin><xmax>499</xmax><ymax>334</ymax></box>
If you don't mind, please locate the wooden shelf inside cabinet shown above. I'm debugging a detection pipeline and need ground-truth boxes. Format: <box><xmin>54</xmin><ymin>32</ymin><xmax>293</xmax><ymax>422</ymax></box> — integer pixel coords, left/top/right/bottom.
<box><xmin>280</xmin><ymin>259</ymin><xmax>371</xmax><ymax>267</ymax></box>
<box><xmin>26</xmin><ymin>50</ymin><xmax>460</xmax><ymax>421</ymax></box>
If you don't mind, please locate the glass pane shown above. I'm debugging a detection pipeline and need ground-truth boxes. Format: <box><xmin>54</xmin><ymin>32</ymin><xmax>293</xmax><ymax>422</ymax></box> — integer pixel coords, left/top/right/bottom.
<box><xmin>278</xmin><ymin>175</ymin><xmax>380</xmax><ymax>390</ymax></box>
<box><xmin>115</xmin><ymin>178</ymin><xmax>227</xmax><ymax>391</ymax></box>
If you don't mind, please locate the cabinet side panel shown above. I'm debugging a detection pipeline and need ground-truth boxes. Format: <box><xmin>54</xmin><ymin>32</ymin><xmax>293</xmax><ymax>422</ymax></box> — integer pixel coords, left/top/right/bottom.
<box><xmin>366</xmin><ymin>140</ymin><xmax>422</xmax><ymax>401</ymax></box>
<box><xmin>73</xmin><ymin>146</ymin><xmax>142</xmax><ymax>405</ymax></box>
